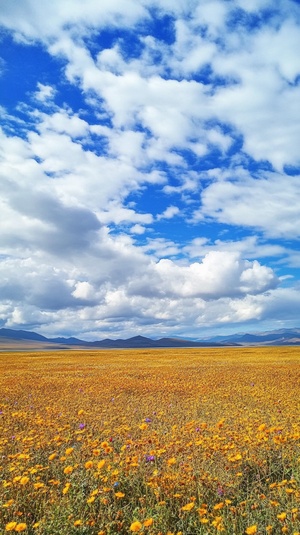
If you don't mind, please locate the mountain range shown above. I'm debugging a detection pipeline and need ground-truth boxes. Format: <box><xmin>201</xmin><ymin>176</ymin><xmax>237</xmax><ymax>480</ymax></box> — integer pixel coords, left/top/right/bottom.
<box><xmin>1</xmin><ymin>327</ymin><xmax>300</xmax><ymax>350</ymax></box>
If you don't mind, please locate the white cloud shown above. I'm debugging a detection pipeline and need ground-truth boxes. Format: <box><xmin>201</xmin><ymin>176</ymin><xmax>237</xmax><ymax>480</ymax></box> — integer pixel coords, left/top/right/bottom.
<box><xmin>152</xmin><ymin>251</ymin><xmax>278</xmax><ymax>299</ymax></box>
<box><xmin>37</xmin><ymin>109</ymin><xmax>90</xmax><ymax>137</ymax></box>
<box><xmin>1</xmin><ymin>0</ymin><xmax>300</xmax><ymax>339</ymax></box>
<box><xmin>0</xmin><ymin>0</ymin><xmax>148</xmax><ymax>41</ymax></box>
<box><xmin>156</xmin><ymin>205</ymin><xmax>180</xmax><ymax>220</ymax></box>
<box><xmin>34</xmin><ymin>82</ymin><xmax>56</xmax><ymax>104</ymax></box>
<box><xmin>72</xmin><ymin>281</ymin><xmax>95</xmax><ymax>300</ymax></box>
<box><xmin>130</xmin><ymin>224</ymin><xmax>147</xmax><ymax>235</ymax></box>
<box><xmin>184</xmin><ymin>235</ymin><xmax>286</xmax><ymax>261</ymax></box>
<box><xmin>97</xmin><ymin>202</ymin><xmax>153</xmax><ymax>226</ymax></box>
<box><xmin>196</xmin><ymin>172</ymin><xmax>300</xmax><ymax>239</ymax></box>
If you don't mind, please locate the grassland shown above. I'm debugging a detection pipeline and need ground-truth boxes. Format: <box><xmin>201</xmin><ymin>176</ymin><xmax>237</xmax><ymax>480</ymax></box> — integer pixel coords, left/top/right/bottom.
<box><xmin>0</xmin><ymin>347</ymin><xmax>299</xmax><ymax>534</ymax></box>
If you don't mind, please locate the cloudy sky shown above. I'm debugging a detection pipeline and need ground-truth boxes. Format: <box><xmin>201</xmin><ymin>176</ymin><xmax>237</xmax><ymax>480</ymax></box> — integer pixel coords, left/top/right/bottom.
<box><xmin>1</xmin><ymin>0</ymin><xmax>300</xmax><ymax>340</ymax></box>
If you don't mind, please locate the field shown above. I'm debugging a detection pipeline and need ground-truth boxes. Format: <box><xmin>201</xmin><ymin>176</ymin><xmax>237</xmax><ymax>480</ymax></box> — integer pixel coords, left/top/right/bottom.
<box><xmin>0</xmin><ymin>347</ymin><xmax>299</xmax><ymax>535</ymax></box>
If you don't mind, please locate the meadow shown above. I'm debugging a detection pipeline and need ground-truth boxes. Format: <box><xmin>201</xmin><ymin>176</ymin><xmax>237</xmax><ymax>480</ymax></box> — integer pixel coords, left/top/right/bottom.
<box><xmin>0</xmin><ymin>347</ymin><xmax>299</xmax><ymax>535</ymax></box>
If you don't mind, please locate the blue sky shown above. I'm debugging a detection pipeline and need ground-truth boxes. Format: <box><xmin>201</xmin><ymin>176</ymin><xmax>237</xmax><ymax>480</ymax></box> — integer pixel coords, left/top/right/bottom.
<box><xmin>1</xmin><ymin>0</ymin><xmax>300</xmax><ymax>340</ymax></box>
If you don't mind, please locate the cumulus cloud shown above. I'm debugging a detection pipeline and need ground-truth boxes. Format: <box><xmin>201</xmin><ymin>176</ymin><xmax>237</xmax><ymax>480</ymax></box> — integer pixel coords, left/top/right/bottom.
<box><xmin>0</xmin><ymin>0</ymin><xmax>300</xmax><ymax>338</ymax></box>
<box><xmin>195</xmin><ymin>172</ymin><xmax>300</xmax><ymax>239</ymax></box>
<box><xmin>152</xmin><ymin>252</ymin><xmax>278</xmax><ymax>298</ymax></box>
<box><xmin>156</xmin><ymin>205</ymin><xmax>180</xmax><ymax>220</ymax></box>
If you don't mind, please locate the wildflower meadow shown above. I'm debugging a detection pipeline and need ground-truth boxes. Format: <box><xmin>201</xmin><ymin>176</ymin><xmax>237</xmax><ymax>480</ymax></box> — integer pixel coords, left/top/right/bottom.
<box><xmin>0</xmin><ymin>347</ymin><xmax>299</xmax><ymax>535</ymax></box>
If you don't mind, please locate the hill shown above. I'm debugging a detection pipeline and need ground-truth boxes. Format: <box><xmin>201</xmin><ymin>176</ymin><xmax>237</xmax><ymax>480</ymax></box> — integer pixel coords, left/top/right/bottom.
<box><xmin>0</xmin><ymin>328</ymin><xmax>224</xmax><ymax>350</ymax></box>
<box><xmin>1</xmin><ymin>327</ymin><xmax>300</xmax><ymax>350</ymax></box>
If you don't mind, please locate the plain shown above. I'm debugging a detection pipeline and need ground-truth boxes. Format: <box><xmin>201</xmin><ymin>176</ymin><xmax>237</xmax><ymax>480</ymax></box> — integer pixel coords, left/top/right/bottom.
<box><xmin>0</xmin><ymin>347</ymin><xmax>299</xmax><ymax>535</ymax></box>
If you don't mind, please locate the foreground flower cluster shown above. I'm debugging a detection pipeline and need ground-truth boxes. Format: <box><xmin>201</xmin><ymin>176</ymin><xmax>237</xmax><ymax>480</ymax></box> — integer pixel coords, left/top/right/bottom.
<box><xmin>0</xmin><ymin>347</ymin><xmax>299</xmax><ymax>534</ymax></box>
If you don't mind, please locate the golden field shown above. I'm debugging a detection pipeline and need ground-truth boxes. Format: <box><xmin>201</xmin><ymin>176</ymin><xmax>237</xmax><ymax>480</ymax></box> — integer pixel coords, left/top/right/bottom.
<box><xmin>0</xmin><ymin>347</ymin><xmax>299</xmax><ymax>535</ymax></box>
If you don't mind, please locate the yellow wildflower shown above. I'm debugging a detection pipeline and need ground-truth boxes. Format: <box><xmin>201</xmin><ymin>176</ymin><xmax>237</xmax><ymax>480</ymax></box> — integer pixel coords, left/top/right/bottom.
<box><xmin>130</xmin><ymin>521</ymin><xmax>143</xmax><ymax>532</ymax></box>
<box><xmin>245</xmin><ymin>526</ymin><xmax>257</xmax><ymax>535</ymax></box>
<box><xmin>144</xmin><ymin>518</ymin><xmax>154</xmax><ymax>527</ymax></box>
<box><xmin>15</xmin><ymin>524</ymin><xmax>27</xmax><ymax>532</ymax></box>
<box><xmin>181</xmin><ymin>502</ymin><xmax>195</xmax><ymax>511</ymax></box>
<box><xmin>214</xmin><ymin>502</ymin><xmax>224</xmax><ymax>510</ymax></box>
<box><xmin>64</xmin><ymin>465</ymin><xmax>73</xmax><ymax>474</ymax></box>
<box><xmin>5</xmin><ymin>523</ymin><xmax>17</xmax><ymax>532</ymax></box>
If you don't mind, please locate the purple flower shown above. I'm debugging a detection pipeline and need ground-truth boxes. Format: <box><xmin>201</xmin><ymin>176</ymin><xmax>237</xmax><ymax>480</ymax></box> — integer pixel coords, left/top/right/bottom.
<box><xmin>145</xmin><ymin>455</ymin><xmax>155</xmax><ymax>462</ymax></box>
<box><xmin>79</xmin><ymin>423</ymin><xmax>85</xmax><ymax>430</ymax></box>
<box><xmin>217</xmin><ymin>486</ymin><xmax>224</xmax><ymax>496</ymax></box>
<box><xmin>145</xmin><ymin>417</ymin><xmax>151</xmax><ymax>423</ymax></box>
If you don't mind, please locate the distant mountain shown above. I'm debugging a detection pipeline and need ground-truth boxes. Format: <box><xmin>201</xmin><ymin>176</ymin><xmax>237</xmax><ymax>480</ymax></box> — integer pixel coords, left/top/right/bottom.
<box><xmin>1</xmin><ymin>327</ymin><xmax>300</xmax><ymax>349</ymax></box>
<box><xmin>0</xmin><ymin>328</ymin><xmax>48</xmax><ymax>342</ymax></box>
<box><xmin>51</xmin><ymin>334</ymin><xmax>225</xmax><ymax>348</ymax></box>
<box><xmin>203</xmin><ymin>328</ymin><xmax>300</xmax><ymax>346</ymax></box>
<box><xmin>0</xmin><ymin>328</ymin><xmax>224</xmax><ymax>349</ymax></box>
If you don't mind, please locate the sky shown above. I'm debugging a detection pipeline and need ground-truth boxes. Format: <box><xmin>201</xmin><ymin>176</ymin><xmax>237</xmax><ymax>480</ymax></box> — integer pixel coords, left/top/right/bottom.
<box><xmin>0</xmin><ymin>0</ymin><xmax>300</xmax><ymax>341</ymax></box>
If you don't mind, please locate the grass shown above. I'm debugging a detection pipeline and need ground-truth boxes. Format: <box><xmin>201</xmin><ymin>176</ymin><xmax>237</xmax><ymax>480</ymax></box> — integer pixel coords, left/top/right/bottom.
<box><xmin>0</xmin><ymin>347</ymin><xmax>299</xmax><ymax>534</ymax></box>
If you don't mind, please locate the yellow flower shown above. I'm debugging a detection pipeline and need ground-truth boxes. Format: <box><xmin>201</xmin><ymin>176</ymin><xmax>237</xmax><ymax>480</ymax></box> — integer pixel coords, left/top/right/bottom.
<box><xmin>115</xmin><ymin>492</ymin><xmax>125</xmax><ymax>498</ymax></box>
<box><xmin>64</xmin><ymin>465</ymin><xmax>73</xmax><ymax>474</ymax></box>
<box><xmin>167</xmin><ymin>457</ymin><xmax>176</xmax><ymax>466</ymax></box>
<box><xmin>74</xmin><ymin>520</ymin><xmax>83</xmax><ymax>527</ymax></box>
<box><xmin>33</xmin><ymin>482</ymin><xmax>45</xmax><ymax>490</ymax></box>
<box><xmin>63</xmin><ymin>483</ymin><xmax>71</xmax><ymax>494</ymax></box>
<box><xmin>3</xmin><ymin>499</ymin><xmax>14</xmax><ymax>508</ymax></box>
<box><xmin>5</xmin><ymin>523</ymin><xmax>17</xmax><ymax>532</ymax></box>
<box><xmin>48</xmin><ymin>453</ymin><xmax>57</xmax><ymax>461</ymax></box>
<box><xmin>97</xmin><ymin>459</ymin><xmax>106</xmax><ymax>470</ymax></box>
<box><xmin>15</xmin><ymin>524</ymin><xmax>27</xmax><ymax>532</ymax></box>
<box><xmin>130</xmin><ymin>521</ymin><xmax>143</xmax><ymax>532</ymax></box>
<box><xmin>87</xmin><ymin>496</ymin><xmax>95</xmax><ymax>503</ymax></box>
<box><xmin>65</xmin><ymin>447</ymin><xmax>74</xmax><ymax>455</ymax></box>
<box><xmin>181</xmin><ymin>502</ymin><xmax>195</xmax><ymax>511</ymax></box>
<box><xmin>19</xmin><ymin>476</ymin><xmax>30</xmax><ymax>485</ymax></box>
<box><xmin>214</xmin><ymin>502</ymin><xmax>224</xmax><ymax>510</ymax></box>
<box><xmin>245</xmin><ymin>526</ymin><xmax>257</xmax><ymax>535</ymax></box>
<box><xmin>277</xmin><ymin>513</ymin><xmax>287</xmax><ymax>521</ymax></box>
<box><xmin>144</xmin><ymin>518</ymin><xmax>154</xmax><ymax>527</ymax></box>
<box><xmin>85</xmin><ymin>460</ymin><xmax>93</xmax><ymax>469</ymax></box>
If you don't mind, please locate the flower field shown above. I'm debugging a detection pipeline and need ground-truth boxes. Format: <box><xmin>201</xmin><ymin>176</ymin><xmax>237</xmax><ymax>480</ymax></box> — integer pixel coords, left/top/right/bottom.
<box><xmin>0</xmin><ymin>346</ymin><xmax>300</xmax><ymax>535</ymax></box>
